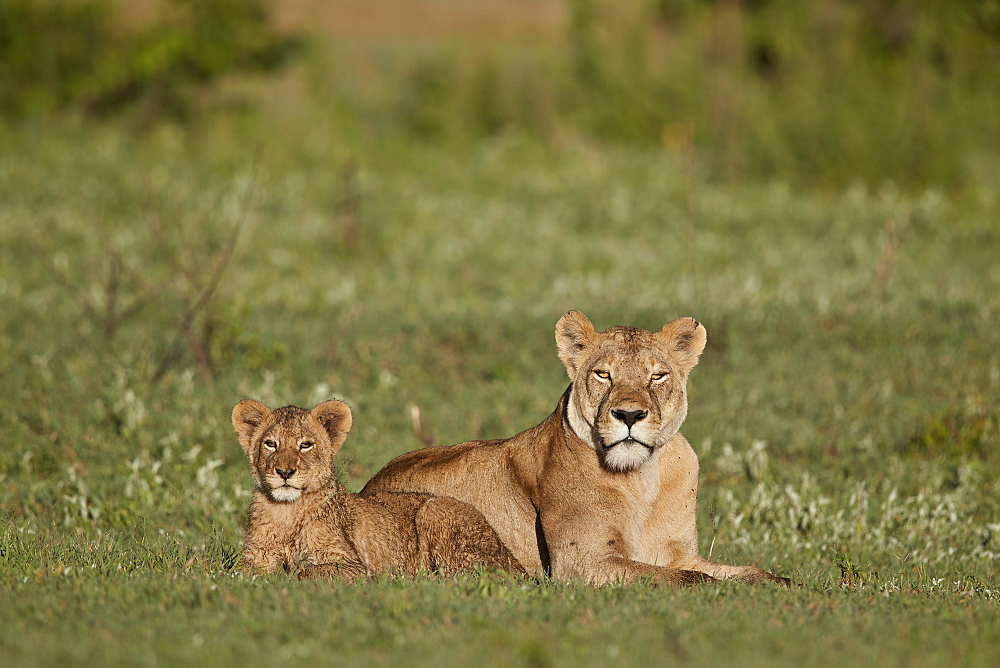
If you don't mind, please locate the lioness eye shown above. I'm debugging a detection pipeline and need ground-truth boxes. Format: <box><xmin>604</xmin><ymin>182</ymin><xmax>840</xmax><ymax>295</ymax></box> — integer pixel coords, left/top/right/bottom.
<box><xmin>299</xmin><ymin>441</ymin><xmax>314</xmax><ymax>451</ymax></box>
<box><xmin>263</xmin><ymin>439</ymin><xmax>277</xmax><ymax>450</ymax></box>
<box><xmin>593</xmin><ymin>370</ymin><xmax>611</xmax><ymax>380</ymax></box>
<box><xmin>651</xmin><ymin>372</ymin><xmax>668</xmax><ymax>382</ymax></box>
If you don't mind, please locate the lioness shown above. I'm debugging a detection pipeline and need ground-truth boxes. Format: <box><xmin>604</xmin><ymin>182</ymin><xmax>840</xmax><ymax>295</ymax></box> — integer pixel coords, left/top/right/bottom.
<box><xmin>232</xmin><ymin>399</ymin><xmax>524</xmax><ymax>579</ymax></box>
<box><xmin>363</xmin><ymin>311</ymin><xmax>789</xmax><ymax>586</ymax></box>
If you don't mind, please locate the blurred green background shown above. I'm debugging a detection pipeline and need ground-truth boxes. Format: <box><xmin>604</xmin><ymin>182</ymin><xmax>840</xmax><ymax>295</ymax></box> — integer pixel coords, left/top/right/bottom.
<box><xmin>4</xmin><ymin>0</ymin><xmax>1000</xmax><ymax>187</ymax></box>
<box><xmin>1</xmin><ymin>1</ymin><xmax>998</xmax><ymax>665</ymax></box>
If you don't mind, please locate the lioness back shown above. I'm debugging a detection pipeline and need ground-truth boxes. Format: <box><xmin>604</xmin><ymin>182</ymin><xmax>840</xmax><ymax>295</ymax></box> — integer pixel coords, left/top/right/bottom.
<box><xmin>366</xmin><ymin>428</ymin><xmax>549</xmax><ymax>571</ymax></box>
<box><xmin>232</xmin><ymin>399</ymin><xmax>524</xmax><ymax>579</ymax></box>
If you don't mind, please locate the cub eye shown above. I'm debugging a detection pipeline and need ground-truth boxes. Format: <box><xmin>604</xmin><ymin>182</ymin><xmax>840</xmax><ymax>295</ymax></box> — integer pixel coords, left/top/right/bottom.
<box><xmin>650</xmin><ymin>372</ymin><xmax>669</xmax><ymax>382</ymax></box>
<box><xmin>263</xmin><ymin>439</ymin><xmax>278</xmax><ymax>451</ymax></box>
<box><xmin>592</xmin><ymin>370</ymin><xmax>611</xmax><ymax>381</ymax></box>
<box><xmin>299</xmin><ymin>441</ymin><xmax>314</xmax><ymax>451</ymax></box>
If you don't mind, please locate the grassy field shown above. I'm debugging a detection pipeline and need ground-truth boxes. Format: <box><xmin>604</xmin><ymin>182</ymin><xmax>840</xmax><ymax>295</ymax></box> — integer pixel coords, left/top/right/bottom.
<box><xmin>2</xmin><ymin>2</ymin><xmax>1000</xmax><ymax>666</ymax></box>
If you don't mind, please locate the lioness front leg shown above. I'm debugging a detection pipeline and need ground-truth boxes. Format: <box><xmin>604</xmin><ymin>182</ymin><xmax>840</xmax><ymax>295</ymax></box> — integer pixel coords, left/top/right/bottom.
<box><xmin>595</xmin><ymin>556</ymin><xmax>717</xmax><ymax>586</ymax></box>
<box><xmin>547</xmin><ymin>539</ymin><xmax>717</xmax><ymax>586</ymax></box>
<box><xmin>691</xmin><ymin>559</ymin><xmax>791</xmax><ymax>586</ymax></box>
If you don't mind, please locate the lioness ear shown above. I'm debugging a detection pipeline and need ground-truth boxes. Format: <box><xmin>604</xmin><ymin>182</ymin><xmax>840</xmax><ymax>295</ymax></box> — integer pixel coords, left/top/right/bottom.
<box><xmin>555</xmin><ymin>310</ymin><xmax>596</xmax><ymax>377</ymax></box>
<box><xmin>232</xmin><ymin>399</ymin><xmax>271</xmax><ymax>457</ymax></box>
<box><xmin>660</xmin><ymin>317</ymin><xmax>707</xmax><ymax>373</ymax></box>
<box><xmin>311</xmin><ymin>400</ymin><xmax>353</xmax><ymax>454</ymax></box>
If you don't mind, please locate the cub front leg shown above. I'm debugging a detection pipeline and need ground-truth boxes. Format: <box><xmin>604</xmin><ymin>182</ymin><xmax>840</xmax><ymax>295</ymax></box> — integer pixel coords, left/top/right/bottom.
<box><xmin>241</xmin><ymin>539</ymin><xmax>287</xmax><ymax>575</ymax></box>
<box><xmin>295</xmin><ymin>519</ymin><xmax>372</xmax><ymax>580</ymax></box>
<box><xmin>296</xmin><ymin>561</ymin><xmax>370</xmax><ymax>581</ymax></box>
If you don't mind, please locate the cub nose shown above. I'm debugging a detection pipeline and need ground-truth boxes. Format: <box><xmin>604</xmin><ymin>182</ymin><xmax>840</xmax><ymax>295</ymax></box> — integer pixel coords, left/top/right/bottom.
<box><xmin>275</xmin><ymin>467</ymin><xmax>297</xmax><ymax>481</ymax></box>
<box><xmin>611</xmin><ymin>409</ymin><xmax>648</xmax><ymax>428</ymax></box>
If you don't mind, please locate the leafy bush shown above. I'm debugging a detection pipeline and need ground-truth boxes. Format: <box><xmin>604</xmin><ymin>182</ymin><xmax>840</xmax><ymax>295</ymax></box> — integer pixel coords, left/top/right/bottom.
<box><xmin>0</xmin><ymin>0</ymin><xmax>299</xmax><ymax>120</ymax></box>
<box><xmin>322</xmin><ymin>0</ymin><xmax>1000</xmax><ymax>188</ymax></box>
<box><xmin>0</xmin><ymin>0</ymin><xmax>114</xmax><ymax>115</ymax></box>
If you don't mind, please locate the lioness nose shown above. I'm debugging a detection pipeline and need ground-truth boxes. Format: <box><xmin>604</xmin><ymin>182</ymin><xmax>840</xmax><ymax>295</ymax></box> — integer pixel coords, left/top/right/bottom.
<box><xmin>612</xmin><ymin>409</ymin><xmax>648</xmax><ymax>428</ymax></box>
<box><xmin>275</xmin><ymin>467</ymin><xmax>297</xmax><ymax>481</ymax></box>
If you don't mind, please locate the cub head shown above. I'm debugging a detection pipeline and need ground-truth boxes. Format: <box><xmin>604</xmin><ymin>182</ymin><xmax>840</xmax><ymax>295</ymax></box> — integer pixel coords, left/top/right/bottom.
<box><xmin>231</xmin><ymin>399</ymin><xmax>353</xmax><ymax>503</ymax></box>
<box><xmin>555</xmin><ymin>311</ymin><xmax>706</xmax><ymax>473</ymax></box>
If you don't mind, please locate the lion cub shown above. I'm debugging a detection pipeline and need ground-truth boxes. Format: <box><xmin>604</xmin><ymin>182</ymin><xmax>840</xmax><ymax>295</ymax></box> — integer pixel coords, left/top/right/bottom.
<box><xmin>231</xmin><ymin>399</ymin><xmax>524</xmax><ymax>579</ymax></box>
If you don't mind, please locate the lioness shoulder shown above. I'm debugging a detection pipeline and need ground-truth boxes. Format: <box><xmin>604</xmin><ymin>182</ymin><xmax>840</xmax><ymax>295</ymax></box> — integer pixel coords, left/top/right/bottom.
<box><xmin>231</xmin><ymin>399</ymin><xmax>524</xmax><ymax>579</ymax></box>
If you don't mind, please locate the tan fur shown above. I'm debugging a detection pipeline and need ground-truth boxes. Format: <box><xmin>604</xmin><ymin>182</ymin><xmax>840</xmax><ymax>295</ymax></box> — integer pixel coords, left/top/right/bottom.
<box><xmin>363</xmin><ymin>312</ymin><xmax>789</xmax><ymax>586</ymax></box>
<box><xmin>231</xmin><ymin>399</ymin><xmax>525</xmax><ymax>579</ymax></box>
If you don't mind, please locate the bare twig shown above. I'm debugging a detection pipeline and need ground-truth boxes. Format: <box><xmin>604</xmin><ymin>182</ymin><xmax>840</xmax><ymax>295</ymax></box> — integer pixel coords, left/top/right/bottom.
<box><xmin>682</xmin><ymin>123</ymin><xmax>699</xmax><ymax>305</ymax></box>
<box><xmin>408</xmin><ymin>404</ymin><xmax>437</xmax><ymax>447</ymax></box>
<box><xmin>151</xmin><ymin>165</ymin><xmax>259</xmax><ymax>385</ymax></box>
<box><xmin>335</xmin><ymin>160</ymin><xmax>361</xmax><ymax>249</ymax></box>
<box><xmin>874</xmin><ymin>213</ymin><xmax>907</xmax><ymax>300</ymax></box>
<box><xmin>47</xmin><ymin>232</ymin><xmax>155</xmax><ymax>337</ymax></box>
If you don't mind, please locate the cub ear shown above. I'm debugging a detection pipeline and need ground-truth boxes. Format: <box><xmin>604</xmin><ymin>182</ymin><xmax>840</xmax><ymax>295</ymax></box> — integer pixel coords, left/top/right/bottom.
<box><xmin>555</xmin><ymin>310</ymin><xmax>597</xmax><ymax>378</ymax></box>
<box><xmin>660</xmin><ymin>317</ymin><xmax>707</xmax><ymax>373</ymax></box>
<box><xmin>310</xmin><ymin>400</ymin><xmax>353</xmax><ymax>453</ymax></box>
<box><xmin>231</xmin><ymin>399</ymin><xmax>271</xmax><ymax>456</ymax></box>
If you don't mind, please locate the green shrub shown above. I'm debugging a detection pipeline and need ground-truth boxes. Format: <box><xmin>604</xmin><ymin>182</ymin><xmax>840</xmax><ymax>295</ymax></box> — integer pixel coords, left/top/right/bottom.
<box><xmin>0</xmin><ymin>0</ymin><xmax>115</xmax><ymax>115</ymax></box>
<box><xmin>324</xmin><ymin>0</ymin><xmax>1000</xmax><ymax>189</ymax></box>
<box><xmin>0</xmin><ymin>0</ymin><xmax>299</xmax><ymax>120</ymax></box>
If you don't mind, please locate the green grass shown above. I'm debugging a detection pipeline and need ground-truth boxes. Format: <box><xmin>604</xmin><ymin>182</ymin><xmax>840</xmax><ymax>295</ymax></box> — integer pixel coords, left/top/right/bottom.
<box><xmin>1</xmin><ymin>99</ymin><xmax>999</xmax><ymax>665</ymax></box>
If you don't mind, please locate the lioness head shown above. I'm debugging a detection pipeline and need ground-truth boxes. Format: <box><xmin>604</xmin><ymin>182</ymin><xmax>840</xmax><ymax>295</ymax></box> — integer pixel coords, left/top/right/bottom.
<box><xmin>231</xmin><ymin>399</ymin><xmax>353</xmax><ymax>503</ymax></box>
<box><xmin>555</xmin><ymin>311</ymin><xmax>706</xmax><ymax>473</ymax></box>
